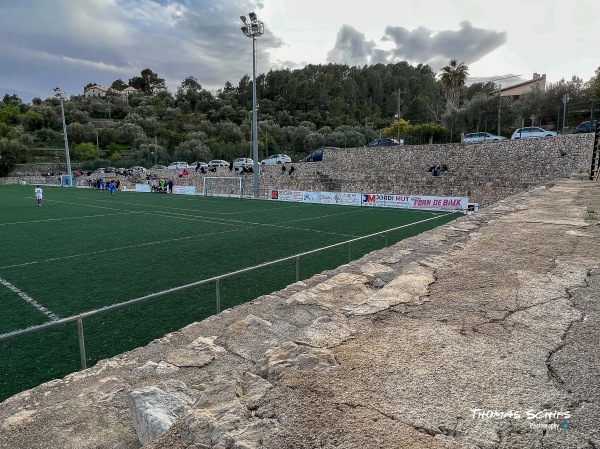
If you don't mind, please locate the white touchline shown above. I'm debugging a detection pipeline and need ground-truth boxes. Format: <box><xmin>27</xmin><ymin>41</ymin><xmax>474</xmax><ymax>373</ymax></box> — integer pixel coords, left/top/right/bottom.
<box><xmin>0</xmin><ymin>277</ymin><xmax>59</xmax><ymax>321</ymax></box>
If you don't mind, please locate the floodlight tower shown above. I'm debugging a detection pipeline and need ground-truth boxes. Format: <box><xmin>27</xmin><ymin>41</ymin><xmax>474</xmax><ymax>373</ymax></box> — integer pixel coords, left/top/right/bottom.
<box><xmin>53</xmin><ymin>87</ymin><xmax>72</xmax><ymax>178</ymax></box>
<box><xmin>240</xmin><ymin>12</ymin><xmax>264</xmax><ymax>198</ymax></box>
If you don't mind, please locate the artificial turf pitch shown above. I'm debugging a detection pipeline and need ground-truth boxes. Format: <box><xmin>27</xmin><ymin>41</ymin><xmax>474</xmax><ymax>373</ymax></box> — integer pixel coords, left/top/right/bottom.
<box><xmin>0</xmin><ymin>183</ymin><xmax>459</xmax><ymax>401</ymax></box>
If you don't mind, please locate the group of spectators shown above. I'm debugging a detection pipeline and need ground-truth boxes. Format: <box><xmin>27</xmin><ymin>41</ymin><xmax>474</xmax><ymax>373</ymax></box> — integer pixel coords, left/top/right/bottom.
<box><xmin>84</xmin><ymin>177</ymin><xmax>121</xmax><ymax>190</ymax></box>
<box><xmin>428</xmin><ymin>164</ymin><xmax>448</xmax><ymax>176</ymax></box>
<box><xmin>281</xmin><ymin>165</ymin><xmax>295</xmax><ymax>176</ymax></box>
<box><xmin>150</xmin><ymin>179</ymin><xmax>174</xmax><ymax>193</ymax></box>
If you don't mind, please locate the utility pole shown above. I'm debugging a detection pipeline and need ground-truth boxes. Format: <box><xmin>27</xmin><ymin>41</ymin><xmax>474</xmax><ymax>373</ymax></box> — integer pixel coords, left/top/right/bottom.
<box><xmin>397</xmin><ymin>89</ymin><xmax>406</xmax><ymax>142</ymax></box>
<box><xmin>562</xmin><ymin>94</ymin><xmax>570</xmax><ymax>133</ymax></box>
<box><xmin>497</xmin><ymin>84</ymin><xmax>502</xmax><ymax>136</ymax></box>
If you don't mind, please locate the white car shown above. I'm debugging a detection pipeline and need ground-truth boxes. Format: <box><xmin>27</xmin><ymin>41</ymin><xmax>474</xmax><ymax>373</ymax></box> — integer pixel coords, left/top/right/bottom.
<box><xmin>464</xmin><ymin>132</ymin><xmax>506</xmax><ymax>143</ymax></box>
<box><xmin>233</xmin><ymin>158</ymin><xmax>254</xmax><ymax>168</ymax></box>
<box><xmin>208</xmin><ymin>159</ymin><xmax>229</xmax><ymax>167</ymax></box>
<box><xmin>511</xmin><ymin>127</ymin><xmax>557</xmax><ymax>139</ymax></box>
<box><xmin>167</xmin><ymin>162</ymin><xmax>188</xmax><ymax>169</ymax></box>
<box><xmin>131</xmin><ymin>166</ymin><xmax>146</xmax><ymax>173</ymax></box>
<box><xmin>260</xmin><ymin>154</ymin><xmax>292</xmax><ymax>165</ymax></box>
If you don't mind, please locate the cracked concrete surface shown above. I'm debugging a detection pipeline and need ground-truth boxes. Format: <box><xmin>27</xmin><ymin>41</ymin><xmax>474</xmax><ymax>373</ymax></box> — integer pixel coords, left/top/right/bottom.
<box><xmin>0</xmin><ymin>179</ymin><xmax>599</xmax><ymax>449</ymax></box>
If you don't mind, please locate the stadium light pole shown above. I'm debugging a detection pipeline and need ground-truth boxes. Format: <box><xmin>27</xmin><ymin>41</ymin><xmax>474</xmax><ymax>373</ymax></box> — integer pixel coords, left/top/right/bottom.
<box><xmin>54</xmin><ymin>87</ymin><xmax>72</xmax><ymax>179</ymax></box>
<box><xmin>241</xmin><ymin>12</ymin><xmax>264</xmax><ymax>198</ymax></box>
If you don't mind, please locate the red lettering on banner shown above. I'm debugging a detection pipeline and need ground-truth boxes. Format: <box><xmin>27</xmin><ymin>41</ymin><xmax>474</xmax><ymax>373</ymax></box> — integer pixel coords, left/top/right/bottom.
<box><xmin>396</xmin><ymin>196</ymin><xmax>409</xmax><ymax>201</ymax></box>
<box><xmin>366</xmin><ymin>195</ymin><xmax>376</xmax><ymax>202</ymax></box>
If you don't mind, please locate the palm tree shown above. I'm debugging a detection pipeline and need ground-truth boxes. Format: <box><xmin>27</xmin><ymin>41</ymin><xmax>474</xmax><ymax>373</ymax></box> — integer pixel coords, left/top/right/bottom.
<box><xmin>439</xmin><ymin>59</ymin><xmax>469</xmax><ymax>111</ymax></box>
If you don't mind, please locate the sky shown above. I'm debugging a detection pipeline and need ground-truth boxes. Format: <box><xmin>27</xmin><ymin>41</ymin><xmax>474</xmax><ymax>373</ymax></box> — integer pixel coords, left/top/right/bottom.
<box><xmin>0</xmin><ymin>0</ymin><xmax>598</xmax><ymax>103</ymax></box>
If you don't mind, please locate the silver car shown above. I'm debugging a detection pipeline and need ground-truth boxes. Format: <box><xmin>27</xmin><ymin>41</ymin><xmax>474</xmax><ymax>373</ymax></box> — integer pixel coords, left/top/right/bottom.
<box><xmin>464</xmin><ymin>132</ymin><xmax>506</xmax><ymax>143</ymax></box>
<box><xmin>511</xmin><ymin>127</ymin><xmax>557</xmax><ymax>139</ymax></box>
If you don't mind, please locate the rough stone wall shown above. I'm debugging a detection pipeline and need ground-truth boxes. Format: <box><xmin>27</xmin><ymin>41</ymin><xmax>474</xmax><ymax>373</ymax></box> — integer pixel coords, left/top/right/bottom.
<box><xmin>7</xmin><ymin>135</ymin><xmax>593</xmax><ymax>207</ymax></box>
<box><xmin>260</xmin><ymin>134</ymin><xmax>594</xmax><ymax>207</ymax></box>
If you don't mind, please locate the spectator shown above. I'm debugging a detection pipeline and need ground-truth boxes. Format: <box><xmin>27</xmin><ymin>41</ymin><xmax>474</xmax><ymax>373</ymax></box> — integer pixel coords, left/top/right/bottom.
<box><xmin>229</xmin><ymin>160</ymin><xmax>234</xmax><ymax>171</ymax></box>
<box><xmin>289</xmin><ymin>165</ymin><xmax>295</xmax><ymax>176</ymax></box>
<box><xmin>281</xmin><ymin>164</ymin><xmax>287</xmax><ymax>174</ymax></box>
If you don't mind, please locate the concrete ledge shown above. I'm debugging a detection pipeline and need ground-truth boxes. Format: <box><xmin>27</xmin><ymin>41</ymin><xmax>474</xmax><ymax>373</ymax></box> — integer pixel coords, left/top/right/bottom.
<box><xmin>1</xmin><ymin>179</ymin><xmax>599</xmax><ymax>448</ymax></box>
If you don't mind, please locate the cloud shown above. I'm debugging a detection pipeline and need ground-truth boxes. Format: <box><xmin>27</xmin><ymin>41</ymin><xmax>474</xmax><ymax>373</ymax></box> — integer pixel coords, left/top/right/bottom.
<box><xmin>323</xmin><ymin>21</ymin><xmax>506</xmax><ymax>73</ymax></box>
<box><xmin>326</xmin><ymin>25</ymin><xmax>377</xmax><ymax>67</ymax></box>
<box><xmin>382</xmin><ymin>21</ymin><xmax>506</xmax><ymax>71</ymax></box>
<box><xmin>0</xmin><ymin>0</ymin><xmax>286</xmax><ymax>100</ymax></box>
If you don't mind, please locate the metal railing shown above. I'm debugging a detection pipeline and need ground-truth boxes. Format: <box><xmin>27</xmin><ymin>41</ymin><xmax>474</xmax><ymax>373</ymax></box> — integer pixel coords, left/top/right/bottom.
<box><xmin>0</xmin><ymin>213</ymin><xmax>450</xmax><ymax>370</ymax></box>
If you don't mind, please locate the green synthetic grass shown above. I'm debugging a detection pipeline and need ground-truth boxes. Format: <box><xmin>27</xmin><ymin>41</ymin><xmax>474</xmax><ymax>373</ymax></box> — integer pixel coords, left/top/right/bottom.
<box><xmin>0</xmin><ymin>184</ymin><xmax>459</xmax><ymax>400</ymax></box>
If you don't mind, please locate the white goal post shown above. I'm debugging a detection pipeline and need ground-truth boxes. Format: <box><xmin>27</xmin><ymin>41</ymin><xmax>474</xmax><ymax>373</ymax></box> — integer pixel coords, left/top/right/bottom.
<box><xmin>202</xmin><ymin>177</ymin><xmax>245</xmax><ymax>197</ymax></box>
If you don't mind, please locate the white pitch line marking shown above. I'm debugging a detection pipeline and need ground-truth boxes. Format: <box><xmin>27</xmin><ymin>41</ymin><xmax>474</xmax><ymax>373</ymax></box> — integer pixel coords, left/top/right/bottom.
<box><xmin>0</xmin><ymin>277</ymin><xmax>59</xmax><ymax>321</ymax></box>
<box><xmin>0</xmin><ymin>211</ymin><xmax>134</xmax><ymax>226</ymax></box>
<box><xmin>0</xmin><ymin>227</ymin><xmax>243</xmax><ymax>270</ymax></box>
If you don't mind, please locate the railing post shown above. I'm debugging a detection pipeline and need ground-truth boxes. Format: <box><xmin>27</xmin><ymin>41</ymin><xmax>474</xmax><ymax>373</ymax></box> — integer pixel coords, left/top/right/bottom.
<box><xmin>348</xmin><ymin>241</ymin><xmax>352</xmax><ymax>263</ymax></box>
<box><xmin>295</xmin><ymin>256</ymin><xmax>300</xmax><ymax>282</ymax></box>
<box><xmin>413</xmin><ymin>223</ymin><xmax>416</xmax><ymax>236</ymax></box>
<box><xmin>77</xmin><ymin>318</ymin><xmax>87</xmax><ymax>370</ymax></box>
<box><xmin>215</xmin><ymin>279</ymin><xmax>221</xmax><ymax>314</ymax></box>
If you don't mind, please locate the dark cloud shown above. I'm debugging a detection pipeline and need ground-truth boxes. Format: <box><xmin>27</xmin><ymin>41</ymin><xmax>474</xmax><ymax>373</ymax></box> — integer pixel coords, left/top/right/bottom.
<box><xmin>382</xmin><ymin>21</ymin><xmax>507</xmax><ymax>71</ymax></box>
<box><xmin>326</xmin><ymin>25</ymin><xmax>377</xmax><ymax>67</ymax></box>
<box><xmin>323</xmin><ymin>21</ymin><xmax>506</xmax><ymax>73</ymax></box>
<box><xmin>0</xmin><ymin>0</ymin><xmax>286</xmax><ymax>101</ymax></box>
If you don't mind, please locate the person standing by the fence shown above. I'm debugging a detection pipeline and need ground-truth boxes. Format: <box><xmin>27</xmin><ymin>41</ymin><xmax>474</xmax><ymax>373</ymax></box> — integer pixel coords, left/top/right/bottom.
<box><xmin>34</xmin><ymin>185</ymin><xmax>43</xmax><ymax>206</ymax></box>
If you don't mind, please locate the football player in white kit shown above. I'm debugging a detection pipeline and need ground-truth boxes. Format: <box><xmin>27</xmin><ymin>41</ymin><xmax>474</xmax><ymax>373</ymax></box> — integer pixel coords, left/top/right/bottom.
<box><xmin>34</xmin><ymin>185</ymin><xmax>43</xmax><ymax>206</ymax></box>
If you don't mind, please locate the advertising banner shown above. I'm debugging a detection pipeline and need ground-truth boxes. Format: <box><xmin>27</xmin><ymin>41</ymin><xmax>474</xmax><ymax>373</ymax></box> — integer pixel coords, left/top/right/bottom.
<box><xmin>362</xmin><ymin>193</ymin><xmax>468</xmax><ymax>211</ymax></box>
<box><xmin>271</xmin><ymin>190</ymin><xmax>303</xmax><ymax>202</ymax></box>
<box><xmin>361</xmin><ymin>193</ymin><xmax>410</xmax><ymax>208</ymax></box>
<box><xmin>172</xmin><ymin>185</ymin><xmax>196</xmax><ymax>196</ymax></box>
<box><xmin>302</xmin><ymin>191</ymin><xmax>321</xmax><ymax>203</ymax></box>
<box><xmin>271</xmin><ymin>189</ymin><xmax>468</xmax><ymax>212</ymax></box>
<box><xmin>320</xmin><ymin>192</ymin><xmax>362</xmax><ymax>206</ymax></box>
<box><xmin>135</xmin><ymin>184</ymin><xmax>151</xmax><ymax>192</ymax></box>
<box><xmin>408</xmin><ymin>195</ymin><xmax>468</xmax><ymax>211</ymax></box>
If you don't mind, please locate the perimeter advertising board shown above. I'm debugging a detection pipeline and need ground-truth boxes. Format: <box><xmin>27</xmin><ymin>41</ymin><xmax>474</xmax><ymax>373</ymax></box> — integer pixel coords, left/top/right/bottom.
<box><xmin>135</xmin><ymin>184</ymin><xmax>151</xmax><ymax>193</ymax></box>
<box><xmin>271</xmin><ymin>189</ymin><xmax>468</xmax><ymax>212</ymax></box>
<box><xmin>172</xmin><ymin>185</ymin><xmax>196</xmax><ymax>195</ymax></box>
<box><xmin>319</xmin><ymin>192</ymin><xmax>362</xmax><ymax>206</ymax></box>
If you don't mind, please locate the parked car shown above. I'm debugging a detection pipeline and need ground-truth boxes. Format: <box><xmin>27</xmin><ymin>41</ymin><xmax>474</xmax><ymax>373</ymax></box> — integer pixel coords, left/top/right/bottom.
<box><xmin>464</xmin><ymin>132</ymin><xmax>506</xmax><ymax>143</ymax></box>
<box><xmin>573</xmin><ymin>120</ymin><xmax>598</xmax><ymax>134</ymax></box>
<box><xmin>260</xmin><ymin>154</ymin><xmax>292</xmax><ymax>165</ymax></box>
<box><xmin>233</xmin><ymin>157</ymin><xmax>254</xmax><ymax>168</ymax></box>
<box><xmin>167</xmin><ymin>162</ymin><xmax>188</xmax><ymax>169</ymax></box>
<box><xmin>208</xmin><ymin>159</ymin><xmax>229</xmax><ymax>167</ymax></box>
<box><xmin>367</xmin><ymin>138</ymin><xmax>401</xmax><ymax>147</ymax></box>
<box><xmin>300</xmin><ymin>147</ymin><xmax>333</xmax><ymax>162</ymax></box>
<box><xmin>150</xmin><ymin>165</ymin><xmax>168</xmax><ymax>170</ymax></box>
<box><xmin>104</xmin><ymin>167</ymin><xmax>117</xmax><ymax>173</ymax></box>
<box><xmin>189</xmin><ymin>161</ymin><xmax>208</xmax><ymax>170</ymax></box>
<box><xmin>131</xmin><ymin>166</ymin><xmax>146</xmax><ymax>173</ymax></box>
<box><xmin>511</xmin><ymin>127</ymin><xmax>557</xmax><ymax>139</ymax></box>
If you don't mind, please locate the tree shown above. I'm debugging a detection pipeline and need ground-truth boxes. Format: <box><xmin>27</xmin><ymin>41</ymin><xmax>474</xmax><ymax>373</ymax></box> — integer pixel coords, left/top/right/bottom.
<box><xmin>84</xmin><ymin>82</ymin><xmax>98</xmax><ymax>91</ymax></box>
<box><xmin>129</xmin><ymin>68</ymin><xmax>166</xmax><ymax>95</ymax></box>
<box><xmin>111</xmin><ymin>79</ymin><xmax>128</xmax><ymax>91</ymax></box>
<box><xmin>72</xmin><ymin>142</ymin><xmax>100</xmax><ymax>160</ymax></box>
<box><xmin>439</xmin><ymin>59</ymin><xmax>469</xmax><ymax>111</ymax></box>
<box><xmin>0</xmin><ymin>138</ymin><xmax>28</xmax><ymax>176</ymax></box>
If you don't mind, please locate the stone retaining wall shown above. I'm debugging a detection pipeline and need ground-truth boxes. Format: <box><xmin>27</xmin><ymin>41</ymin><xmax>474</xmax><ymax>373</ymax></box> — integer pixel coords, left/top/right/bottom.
<box><xmin>7</xmin><ymin>135</ymin><xmax>594</xmax><ymax>207</ymax></box>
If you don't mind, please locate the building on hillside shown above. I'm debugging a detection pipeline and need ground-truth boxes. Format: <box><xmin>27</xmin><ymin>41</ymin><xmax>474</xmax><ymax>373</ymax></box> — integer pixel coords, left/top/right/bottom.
<box><xmin>83</xmin><ymin>85</ymin><xmax>139</xmax><ymax>98</ymax></box>
<box><xmin>84</xmin><ymin>85</ymin><xmax>109</xmax><ymax>97</ymax></box>
<box><xmin>491</xmin><ymin>73</ymin><xmax>546</xmax><ymax>100</ymax></box>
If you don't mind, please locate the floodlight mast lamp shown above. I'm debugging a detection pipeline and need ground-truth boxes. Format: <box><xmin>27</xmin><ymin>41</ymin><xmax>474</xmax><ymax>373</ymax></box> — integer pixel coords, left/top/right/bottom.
<box><xmin>241</xmin><ymin>12</ymin><xmax>264</xmax><ymax>198</ymax></box>
<box><xmin>53</xmin><ymin>87</ymin><xmax>72</xmax><ymax>178</ymax></box>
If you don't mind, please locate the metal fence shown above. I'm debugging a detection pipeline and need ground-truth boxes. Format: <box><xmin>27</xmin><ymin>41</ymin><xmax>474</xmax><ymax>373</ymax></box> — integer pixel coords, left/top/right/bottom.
<box><xmin>0</xmin><ymin>213</ymin><xmax>450</xmax><ymax>370</ymax></box>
